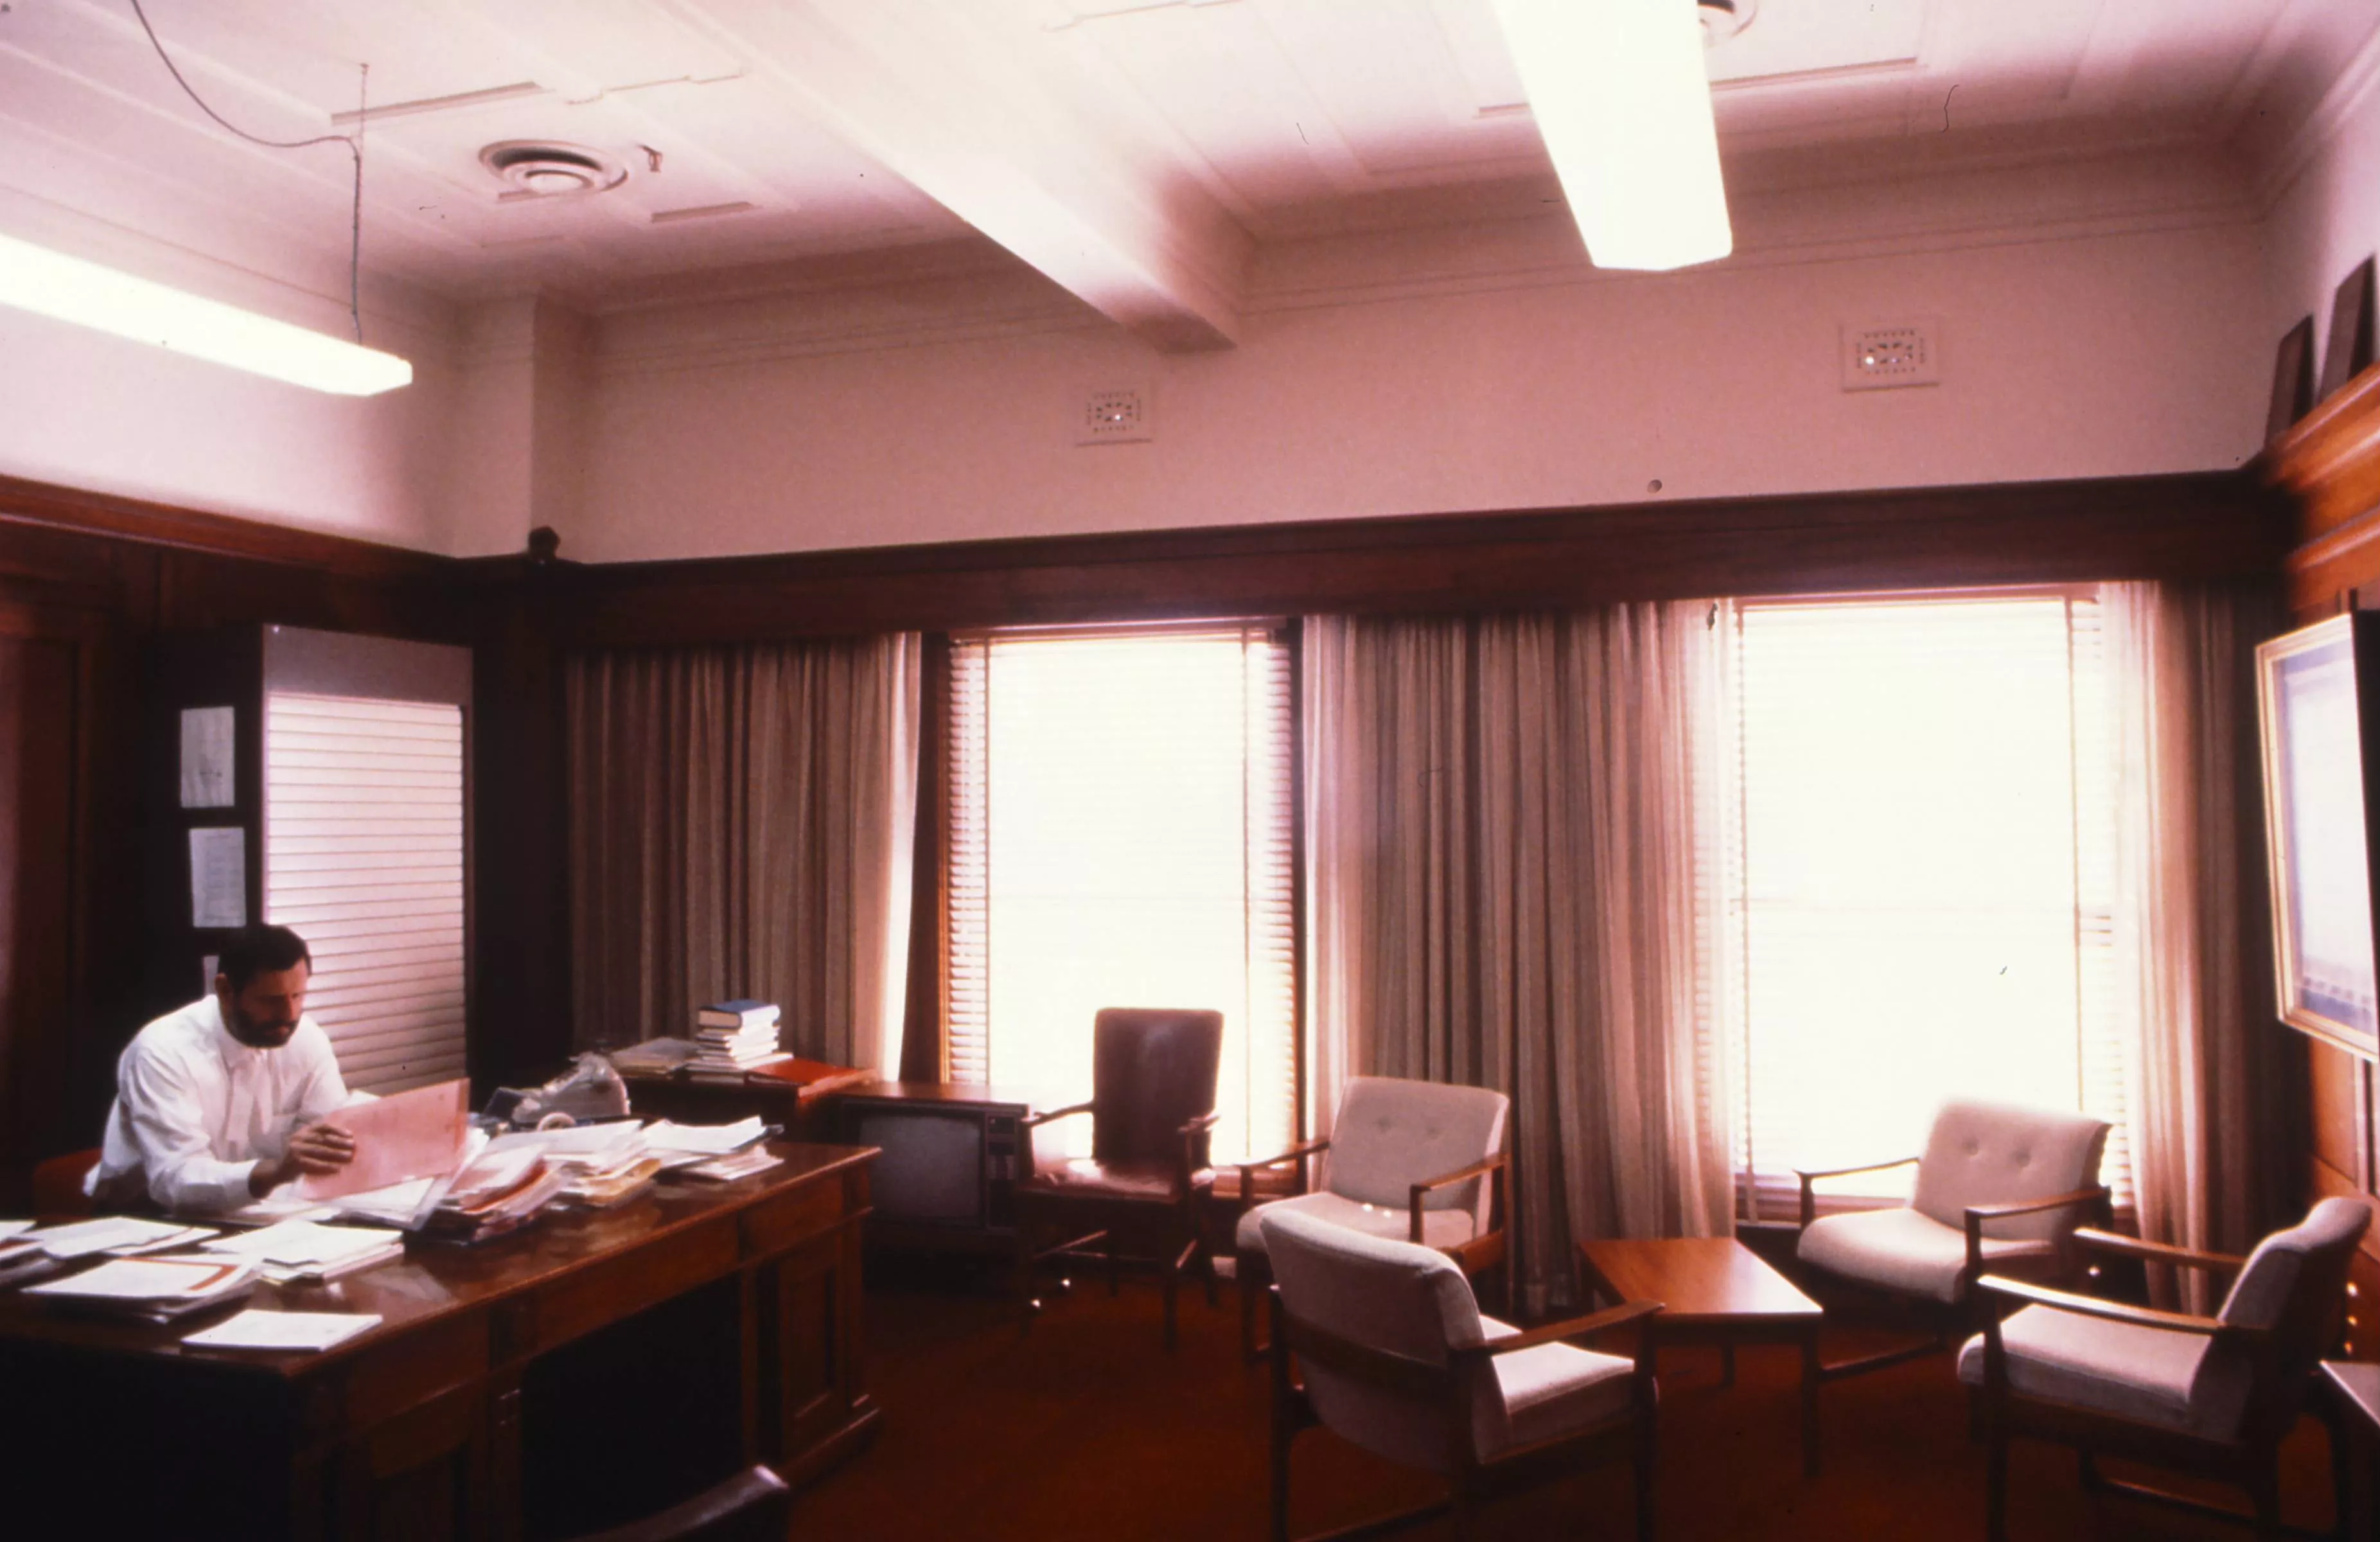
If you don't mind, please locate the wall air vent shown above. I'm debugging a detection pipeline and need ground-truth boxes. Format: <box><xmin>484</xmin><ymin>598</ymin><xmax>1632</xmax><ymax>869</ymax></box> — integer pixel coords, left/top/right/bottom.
<box><xmin>1842</xmin><ymin>318</ymin><xmax>1941</xmax><ymax>391</ymax></box>
<box><xmin>479</xmin><ymin>141</ymin><xmax>629</xmax><ymax>201</ymax></box>
<box><xmin>1077</xmin><ymin>385</ymin><xmax>1153</xmax><ymax>445</ymax></box>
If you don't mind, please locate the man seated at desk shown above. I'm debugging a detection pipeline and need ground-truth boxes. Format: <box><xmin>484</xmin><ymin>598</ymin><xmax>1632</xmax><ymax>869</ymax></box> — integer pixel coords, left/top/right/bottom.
<box><xmin>88</xmin><ymin>923</ymin><xmax>358</xmax><ymax>1212</ymax></box>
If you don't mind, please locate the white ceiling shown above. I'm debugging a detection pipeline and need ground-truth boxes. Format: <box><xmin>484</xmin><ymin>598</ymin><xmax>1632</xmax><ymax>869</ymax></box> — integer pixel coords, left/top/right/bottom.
<box><xmin>1</xmin><ymin>0</ymin><xmax>2376</xmax><ymax>351</ymax></box>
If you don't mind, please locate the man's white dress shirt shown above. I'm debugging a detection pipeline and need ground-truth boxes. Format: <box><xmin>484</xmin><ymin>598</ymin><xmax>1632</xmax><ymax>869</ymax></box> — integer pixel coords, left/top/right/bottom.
<box><xmin>89</xmin><ymin>995</ymin><xmax>348</xmax><ymax>1212</ymax></box>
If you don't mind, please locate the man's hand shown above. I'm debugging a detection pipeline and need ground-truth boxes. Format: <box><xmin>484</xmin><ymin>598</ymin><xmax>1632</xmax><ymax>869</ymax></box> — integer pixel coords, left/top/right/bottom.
<box><xmin>247</xmin><ymin>1121</ymin><xmax>357</xmax><ymax>1196</ymax></box>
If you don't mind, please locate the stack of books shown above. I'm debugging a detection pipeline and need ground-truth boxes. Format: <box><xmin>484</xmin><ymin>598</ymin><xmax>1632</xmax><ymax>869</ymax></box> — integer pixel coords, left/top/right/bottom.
<box><xmin>687</xmin><ymin>999</ymin><xmax>789</xmax><ymax>1081</ymax></box>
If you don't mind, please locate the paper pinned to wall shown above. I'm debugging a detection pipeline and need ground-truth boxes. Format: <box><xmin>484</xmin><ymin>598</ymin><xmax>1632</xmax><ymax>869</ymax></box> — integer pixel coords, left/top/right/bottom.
<box><xmin>188</xmin><ymin>827</ymin><xmax>246</xmax><ymax>929</ymax></box>
<box><xmin>179</xmin><ymin>705</ymin><xmax>235</xmax><ymax>808</ymax></box>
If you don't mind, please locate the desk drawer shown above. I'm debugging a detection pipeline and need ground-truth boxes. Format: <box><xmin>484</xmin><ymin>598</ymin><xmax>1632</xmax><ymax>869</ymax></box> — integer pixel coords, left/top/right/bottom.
<box><xmin>325</xmin><ymin>1313</ymin><xmax>491</xmax><ymax>1440</ymax></box>
<box><xmin>515</xmin><ymin>1218</ymin><xmax>741</xmax><ymax>1356</ymax></box>
<box><xmin>741</xmin><ymin>1178</ymin><xmax>847</xmax><ymax>1259</ymax></box>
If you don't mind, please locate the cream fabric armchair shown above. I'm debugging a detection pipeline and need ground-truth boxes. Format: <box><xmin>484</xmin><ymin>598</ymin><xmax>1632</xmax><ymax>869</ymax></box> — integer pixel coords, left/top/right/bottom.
<box><xmin>1233</xmin><ymin>1076</ymin><xmax>1510</xmax><ymax>1360</ymax></box>
<box><xmin>1961</xmin><ymin>1197</ymin><xmax>2370</xmax><ymax>1541</ymax></box>
<box><xmin>1260</xmin><ymin>1206</ymin><xmax>1659</xmax><ymax>1542</ymax></box>
<box><xmin>1794</xmin><ymin>1099</ymin><xmax>2111</xmax><ymax>1383</ymax></box>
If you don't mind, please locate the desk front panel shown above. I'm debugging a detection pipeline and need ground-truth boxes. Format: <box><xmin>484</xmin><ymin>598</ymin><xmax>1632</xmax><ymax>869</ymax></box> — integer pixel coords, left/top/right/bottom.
<box><xmin>0</xmin><ymin>1142</ymin><xmax>878</xmax><ymax>1541</ymax></box>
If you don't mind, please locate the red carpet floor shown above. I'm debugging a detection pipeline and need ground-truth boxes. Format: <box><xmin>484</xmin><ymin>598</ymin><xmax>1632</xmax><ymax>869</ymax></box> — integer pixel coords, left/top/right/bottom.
<box><xmin>786</xmin><ymin>1271</ymin><xmax>2340</xmax><ymax>1541</ymax></box>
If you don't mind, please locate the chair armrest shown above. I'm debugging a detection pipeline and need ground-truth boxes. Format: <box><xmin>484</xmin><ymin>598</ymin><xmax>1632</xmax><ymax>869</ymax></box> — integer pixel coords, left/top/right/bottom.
<box><xmin>1961</xmin><ymin>1185</ymin><xmax>2111</xmax><ymax>1277</ymax></box>
<box><xmin>1178</xmin><ymin>1110</ymin><xmax>1222</xmax><ymax>1136</ymax></box>
<box><xmin>1973</xmin><ymin>1274</ymin><xmax>2258</xmax><ymax>1340</ymax></box>
<box><xmin>1479</xmin><ymin>1299</ymin><xmax>1662</xmax><ymax>1356</ymax></box>
<box><xmin>2070</xmin><ymin>1228</ymin><xmax>2246</xmax><ymax>1276</ymax></box>
<box><xmin>1237</xmin><ymin>1138</ymin><xmax>1329</xmax><ymax>1212</ymax></box>
<box><xmin>1022</xmin><ymin>1101</ymin><xmax>1094</xmax><ymax>1131</ymax></box>
<box><xmin>1964</xmin><ymin>1185</ymin><xmax>2111</xmax><ymax>1224</ymax></box>
<box><xmin>1407</xmin><ymin>1153</ymin><xmax>1508</xmax><ymax>1245</ymax></box>
<box><xmin>1795</xmin><ymin>1155</ymin><xmax>1917</xmax><ymax>1228</ymax></box>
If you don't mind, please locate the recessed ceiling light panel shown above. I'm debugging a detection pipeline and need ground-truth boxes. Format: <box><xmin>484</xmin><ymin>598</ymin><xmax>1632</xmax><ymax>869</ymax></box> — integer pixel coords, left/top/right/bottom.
<box><xmin>479</xmin><ymin>141</ymin><xmax>629</xmax><ymax>200</ymax></box>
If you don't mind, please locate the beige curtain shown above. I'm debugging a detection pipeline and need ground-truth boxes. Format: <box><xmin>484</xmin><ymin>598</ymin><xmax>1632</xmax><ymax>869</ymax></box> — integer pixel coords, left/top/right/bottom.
<box><xmin>1305</xmin><ymin>607</ymin><xmax>1732</xmax><ymax>1310</ymax></box>
<box><xmin>2107</xmin><ymin>580</ymin><xmax>2289</xmax><ymax>1308</ymax></box>
<box><xmin>566</xmin><ymin>637</ymin><xmax>921</xmax><ymax>1072</ymax></box>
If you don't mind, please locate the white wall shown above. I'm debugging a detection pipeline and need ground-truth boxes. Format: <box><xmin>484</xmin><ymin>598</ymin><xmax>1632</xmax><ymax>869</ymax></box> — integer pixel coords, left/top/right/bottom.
<box><xmin>574</xmin><ymin>213</ymin><xmax>2273</xmax><ymax>564</ymax></box>
<box><xmin>0</xmin><ymin>303</ymin><xmax>457</xmax><ymax>553</ymax></box>
<box><xmin>2262</xmin><ymin>39</ymin><xmax>2380</xmax><ymax>399</ymax></box>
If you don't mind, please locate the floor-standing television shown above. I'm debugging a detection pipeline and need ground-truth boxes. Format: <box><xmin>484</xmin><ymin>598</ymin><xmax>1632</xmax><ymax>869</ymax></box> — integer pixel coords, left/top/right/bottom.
<box><xmin>2256</xmin><ymin>611</ymin><xmax>2380</xmax><ymax>1058</ymax></box>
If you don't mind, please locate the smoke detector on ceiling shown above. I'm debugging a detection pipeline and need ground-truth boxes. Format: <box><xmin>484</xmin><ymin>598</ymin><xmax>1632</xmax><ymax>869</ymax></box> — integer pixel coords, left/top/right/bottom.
<box><xmin>1698</xmin><ymin>0</ymin><xmax>1758</xmax><ymax>46</ymax></box>
<box><xmin>479</xmin><ymin>141</ymin><xmax>628</xmax><ymax>200</ymax></box>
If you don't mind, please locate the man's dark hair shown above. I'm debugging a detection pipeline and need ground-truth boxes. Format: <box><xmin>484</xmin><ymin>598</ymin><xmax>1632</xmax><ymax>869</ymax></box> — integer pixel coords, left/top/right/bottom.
<box><xmin>216</xmin><ymin>925</ymin><xmax>311</xmax><ymax>992</ymax></box>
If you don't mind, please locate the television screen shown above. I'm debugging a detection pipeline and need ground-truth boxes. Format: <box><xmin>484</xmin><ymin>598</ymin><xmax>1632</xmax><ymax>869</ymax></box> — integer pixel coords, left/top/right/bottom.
<box><xmin>857</xmin><ymin>1109</ymin><xmax>984</xmax><ymax>1227</ymax></box>
<box><xmin>2257</xmin><ymin>613</ymin><xmax>2380</xmax><ymax>1055</ymax></box>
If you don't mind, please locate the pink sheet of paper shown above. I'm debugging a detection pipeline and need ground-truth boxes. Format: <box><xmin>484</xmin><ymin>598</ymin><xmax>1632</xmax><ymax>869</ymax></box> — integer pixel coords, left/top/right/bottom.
<box><xmin>295</xmin><ymin>1079</ymin><xmax>470</xmax><ymax>1201</ymax></box>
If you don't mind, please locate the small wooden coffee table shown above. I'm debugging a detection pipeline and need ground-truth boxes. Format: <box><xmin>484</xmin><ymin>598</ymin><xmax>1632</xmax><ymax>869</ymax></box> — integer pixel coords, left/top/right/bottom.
<box><xmin>1576</xmin><ymin>1237</ymin><xmax>1824</xmax><ymax>1476</ymax></box>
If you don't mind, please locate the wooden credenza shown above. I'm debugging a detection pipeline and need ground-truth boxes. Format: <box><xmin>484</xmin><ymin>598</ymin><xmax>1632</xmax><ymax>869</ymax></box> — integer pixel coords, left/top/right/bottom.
<box><xmin>0</xmin><ymin>1142</ymin><xmax>877</xmax><ymax>1540</ymax></box>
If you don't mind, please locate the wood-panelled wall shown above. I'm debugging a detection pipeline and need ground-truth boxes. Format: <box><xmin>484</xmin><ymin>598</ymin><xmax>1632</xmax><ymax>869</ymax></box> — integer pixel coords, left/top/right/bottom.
<box><xmin>0</xmin><ymin>475</ymin><xmax>470</xmax><ymax>1206</ymax></box>
<box><xmin>2266</xmin><ymin>370</ymin><xmax>2380</xmax><ymax>1356</ymax></box>
<box><xmin>0</xmin><ymin>463</ymin><xmax>2295</xmax><ymax>1207</ymax></box>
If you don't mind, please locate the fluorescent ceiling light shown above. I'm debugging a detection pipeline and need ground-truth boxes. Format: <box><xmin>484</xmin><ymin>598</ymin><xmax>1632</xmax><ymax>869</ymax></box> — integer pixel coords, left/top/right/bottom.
<box><xmin>1488</xmin><ymin>0</ymin><xmax>1733</xmax><ymax>272</ymax></box>
<box><xmin>0</xmin><ymin>232</ymin><xmax>412</xmax><ymax>396</ymax></box>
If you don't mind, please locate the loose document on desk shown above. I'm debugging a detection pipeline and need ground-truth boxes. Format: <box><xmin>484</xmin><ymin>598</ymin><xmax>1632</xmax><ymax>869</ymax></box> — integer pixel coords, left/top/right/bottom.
<box><xmin>183</xmin><ymin>1309</ymin><xmax>382</xmax><ymax>1352</ymax></box>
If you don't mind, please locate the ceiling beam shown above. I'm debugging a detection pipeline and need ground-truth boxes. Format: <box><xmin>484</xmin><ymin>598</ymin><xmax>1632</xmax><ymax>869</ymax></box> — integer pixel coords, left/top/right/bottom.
<box><xmin>658</xmin><ymin>0</ymin><xmax>1247</xmax><ymax>351</ymax></box>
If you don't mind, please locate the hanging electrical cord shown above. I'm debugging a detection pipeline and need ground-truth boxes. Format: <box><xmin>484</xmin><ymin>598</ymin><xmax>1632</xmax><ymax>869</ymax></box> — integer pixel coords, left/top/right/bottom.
<box><xmin>126</xmin><ymin>0</ymin><xmax>367</xmax><ymax>344</ymax></box>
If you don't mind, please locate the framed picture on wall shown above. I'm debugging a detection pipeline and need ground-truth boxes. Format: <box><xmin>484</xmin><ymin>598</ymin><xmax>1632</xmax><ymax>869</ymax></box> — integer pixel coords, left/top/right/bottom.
<box><xmin>2255</xmin><ymin>613</ymin><xmax>2380</xmax><ymax>1058</ymax></box>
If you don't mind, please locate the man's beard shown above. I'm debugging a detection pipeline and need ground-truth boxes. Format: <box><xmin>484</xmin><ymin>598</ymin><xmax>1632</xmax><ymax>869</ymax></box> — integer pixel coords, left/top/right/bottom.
<box><xmin>228</xmin><ymin>1000</ymin><xmax>299</xmax><ymax>1047</ymax></box>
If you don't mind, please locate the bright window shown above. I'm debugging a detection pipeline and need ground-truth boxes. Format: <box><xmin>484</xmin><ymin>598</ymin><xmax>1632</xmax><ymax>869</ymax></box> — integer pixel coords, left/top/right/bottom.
<box><xmin>1725</xmin><ymin>594</ymin><xmax>2129</xmax><ymax>1212</ymax></box>
<box><xmin>945</xmin><ymin>624</ymin><xmax>1297</xmax><ymax>1164</ymax></box>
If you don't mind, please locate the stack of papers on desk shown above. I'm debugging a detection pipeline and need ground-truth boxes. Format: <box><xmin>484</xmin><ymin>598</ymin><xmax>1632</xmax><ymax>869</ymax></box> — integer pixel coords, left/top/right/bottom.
<box><xmin>682</xmin><ymin>1146</ymin><xmax>784</xmax><ymax>1183</ymax></box>
<box><xmin>196</xmin><ymin>1221</ymin><xmax>406</xmax><ymax>1285</ymax></box>
<box><xmin>183</xmin><ymin>1307</ymin><xmax>382</xmax><ymax>1352</ymax></box>
<box><xmin>608</xmin><ymin>1038</ymin><xmax>696</xmax><ymax>1076</ymax></box>
<box><xmin>20</xmin><ymin>1216</ymin><xmax>218</xmax><ymax>1259</ymax></box>
<box><xmin>424</xmin><ymin>1146</ymin><xmax>566</xmax><ymax>1243</ymax></box>
<box><xmin>25</xmin><ymin>1255</ymin><xmax>256</xmax><ymax>1321</ymax></box>
<box><xmin>0</xmin><ymin>1228</ymin><xmax>61</xmax><ymax>1289</ymax></box>
<box><xmin>644</xmin><ymin>1117</ymin><xmax>770</xmax><ymax>1169</ymax></box>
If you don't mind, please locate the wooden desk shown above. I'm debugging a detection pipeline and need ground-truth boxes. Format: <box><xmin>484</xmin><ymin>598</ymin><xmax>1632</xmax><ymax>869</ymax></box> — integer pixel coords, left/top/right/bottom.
<box><xmin>2327</xmin><ymin>1361</ymin><xmax>2380</xmax><ymax>1542</ymax></box>
<box><xmin>1576</xmin><ymin>1236</ymin><xmax>1825</xmax><ymax>1477</ymax></box>
<box><xmin>0</xmin><ymin>1142</ymin><xmax>877</xmax><ymax>1541</ymax></box>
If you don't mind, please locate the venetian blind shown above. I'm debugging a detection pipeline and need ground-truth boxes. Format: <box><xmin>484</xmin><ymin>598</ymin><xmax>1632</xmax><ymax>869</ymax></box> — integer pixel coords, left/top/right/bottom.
<box><xmin>944</xmin><ymin>623</ymin><xmax>1297</xmax><ymax>1164</ymax></box>
<box><xmin>1728</xmin><ymin>594</ymin><xmax>2131</xmax><ymax>1213</ymax></box>
<box><xmin>263</xmin><ymin>692</ymin><xmax>466</xmax><ymax>1094</ymax></box>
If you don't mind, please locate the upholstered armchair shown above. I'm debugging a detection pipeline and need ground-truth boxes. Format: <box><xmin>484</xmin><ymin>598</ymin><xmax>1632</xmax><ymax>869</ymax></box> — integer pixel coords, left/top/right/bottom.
<box><xmin>1962</xmin><ymin>1197</ymin><xmax>2371</xmax><ymax>1541</ymax></box>
<box><xmin>1793</xmin><ymin>1099</ymin><xmax>2110</xmax><ymax>1383</ymax></box>
<box><xmin>1233</xmin><ymin>1076</ymin><xmax>1510</xmax><ymax>1360</ymax></box>
<box><xmin>1260</xmin><ymin>1206</ymin><xmax>1659</xmax><ymax>1542</ymax></box>
<box><xmin>1011</xmin><ymin>1007</ymin><xmax>1224</xmax><ymax>1350</ymax></box>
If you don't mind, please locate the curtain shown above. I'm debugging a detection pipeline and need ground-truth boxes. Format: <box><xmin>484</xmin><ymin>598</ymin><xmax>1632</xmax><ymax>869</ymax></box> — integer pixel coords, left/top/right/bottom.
<box><xmin>565</xmin><ymin>637</ymin><xmax>921</xmax><ymax>1073</ymax></box>
<box><xmin>2107</xmin><ymin>580</ymin><xmax>2291</xmax><ymax>1307</ymax></box>
<box><xmin>1304</xmin><ymin>607</ymin><xmax>1732</xmax><ymax>1310</ymax></box>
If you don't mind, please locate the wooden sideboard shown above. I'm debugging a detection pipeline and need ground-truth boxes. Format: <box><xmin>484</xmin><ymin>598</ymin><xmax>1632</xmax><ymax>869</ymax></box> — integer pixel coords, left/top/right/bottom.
<box><xmin>0</xmin><ymin>1142</ymin><xmax>876</xmax><ymax>1540</ymax></box>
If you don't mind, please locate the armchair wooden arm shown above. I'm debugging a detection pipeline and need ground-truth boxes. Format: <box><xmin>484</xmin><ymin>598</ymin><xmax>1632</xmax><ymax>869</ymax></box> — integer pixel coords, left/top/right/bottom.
<box><xmin>1474</xmin><ymin>1299</ymin><xmax>1662</xmax><ymax>1356</ymax></box>
<box><xmin>1237</xmin><ymin>1138</ymin><xmax>1331</xmax><ymax>1212</ymax></box>
<box><xmin>1974</xmin><ymin>1273</ymin><xmax>2252</xmax><ymax>1338</ymax></box>
<box><xmin>1023</xmin><ymin>1101</ymin><xmax>1094</xmax><ymax>1130</ymax></box>
<box><xmin>1407</xmin><ymin>1153</ymin><xmax>1508</xmax><ymax>1245</ymax></box>
<box><xmin>1794</xmin><ymin>1155</ymin><xmax>1918</xmax><ymax>1228</ymax></box>
<box><xmin>1177</xmin><ymin>1110</ymin><xmax>1221</xmax><ymax>1188</ymax></box>
<box><xmin>1961</xmin><ymin>1185</ymin><xmax>2112</xmax><ymax>1277</ymax></box>
<box><xmin>2070</xmin><ymin>1227</ymin><xmax>2246</xmax><ymax>1277</ymax></box>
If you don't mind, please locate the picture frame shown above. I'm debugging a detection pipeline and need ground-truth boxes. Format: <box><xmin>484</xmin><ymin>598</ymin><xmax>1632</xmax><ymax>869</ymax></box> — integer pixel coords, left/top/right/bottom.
<box><xmin>2268</xmin><ymin>315</ymin><xmax>2315</xmax><ymax>441</ymax></box>
<box><xmin>2318</xmin><ymin>257</ymin><xmax>2376</xmax><ymax>403</ymax></box>
<box><xmin>2255</xmin><ymin>613</ymin><xmax>2380</xmax><ymax>1059</ymax></box>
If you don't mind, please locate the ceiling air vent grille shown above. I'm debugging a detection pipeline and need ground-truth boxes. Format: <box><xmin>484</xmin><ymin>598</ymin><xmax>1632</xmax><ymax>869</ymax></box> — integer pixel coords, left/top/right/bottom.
<box><xmin>479</xmin><ymin>141</ymin><xmax>628</xmax><ymax>200</ymax></box>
